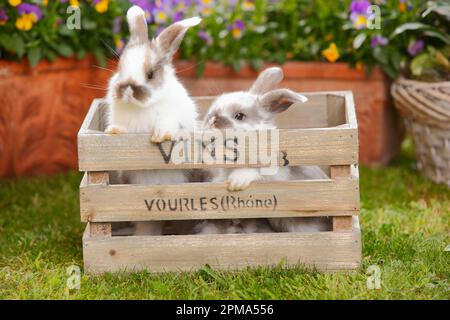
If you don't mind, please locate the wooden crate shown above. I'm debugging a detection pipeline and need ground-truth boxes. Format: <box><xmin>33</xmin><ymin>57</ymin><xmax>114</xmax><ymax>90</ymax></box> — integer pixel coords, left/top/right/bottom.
<box><xmin>78</xmin><ymin>91</ymin><xmax>361</xmax><ymax>274</ymax></box>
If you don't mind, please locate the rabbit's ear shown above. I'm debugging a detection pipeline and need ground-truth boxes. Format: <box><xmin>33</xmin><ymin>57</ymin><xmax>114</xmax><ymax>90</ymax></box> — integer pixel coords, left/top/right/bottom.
<box><xmin>249</xmin><ymin>67</ymin><xmax>284</xmax><ymax>95</ymax></box>
<box><xmin>157</xmin><ymin>16</ymin><xmax>201</xmax><ymax>57</ymax></box>
<box><xmin>259</xmin><ymin>89</ymin><xmax>308</xmax><ymax>114</ymax></box>
<box><xmin>127</xmin><ymin>6</ymin><xmax>148</xmax><ymax>45</ymax></box>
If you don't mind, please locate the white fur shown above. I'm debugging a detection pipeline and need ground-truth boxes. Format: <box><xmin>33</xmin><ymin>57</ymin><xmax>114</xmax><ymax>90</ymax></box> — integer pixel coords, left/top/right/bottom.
<box><xmin>105</xmin><ymin>9</ymin><xmax>199</xmax><ymax>235</ymax></box>
<box><xmin>198</xmin><ymin>67</ymin><xmax>329</xmax><ymax>234</ymax></box>
<box><xmin>126</xmin><ymin>5</ymin><xmax>145</xmax><ymax>23</ymax></box>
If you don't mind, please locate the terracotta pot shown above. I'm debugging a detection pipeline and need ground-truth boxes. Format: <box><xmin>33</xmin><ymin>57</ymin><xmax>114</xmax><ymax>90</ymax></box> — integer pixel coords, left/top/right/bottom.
<box><xmin>0</xmin><ymin>56</ymin><xmax>111</xmax><ymax>178</ymax></box>
<box><xmin>175</xmin><ymin>60</ymin><xmax>404</xmax><ymax>166</ymax></box>
<box><xmin>0</xmin><ymin>58</ymin><xmax>403</xmax><ymax>178</ymax></box>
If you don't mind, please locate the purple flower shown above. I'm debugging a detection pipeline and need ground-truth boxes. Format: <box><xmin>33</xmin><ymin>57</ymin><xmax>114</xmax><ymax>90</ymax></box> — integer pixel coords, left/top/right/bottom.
<box><xmin>17</xmin><ymin>3</ymin><xmax>42</xmax><ymax>21</ymax></box>
<box><xmin>113</xmin><ymin>17</ymin><xmax>122</xmax><ymax>34</ymax></box>
<box><xmin>349</xmin><ymin>0</ymin><xmax>371</xmax><ymax>29</ymax></box>
<box><xmin>350</xmin><ymin>0</ymin><xmax>370</xmax><ymax>14</ymax></box>
<box><xmin>0</xmin><ymin>9</ymin><xmax>9</xmax><ymax>25</ymax></box>
<box><xmin>408</xmin><ymin>40</ymin><xmax>425</xmax><ymax>56</ymax></box>
<box><xmin>198</xmin><ymin>30</ymin><xmax>212</xmax><ymax>45</ymax></box>
<box><xmin>130</xmin><ymin>0</ymin><xmax>155</xmax><ymax>22</ymax></box>
<box><xmin>227</xmin><ymin>19</ymin><xmax>245</xmax><ymax>39</ymax></box>
<box><xmin>371</xmin><ymin>35</ymin><xmax>388</xmax><ymax>48</ymax></box>
<box><xmin>173</xmin><ymin>11</ymin><xmax>184</xmax><ymax>22</ymax></box>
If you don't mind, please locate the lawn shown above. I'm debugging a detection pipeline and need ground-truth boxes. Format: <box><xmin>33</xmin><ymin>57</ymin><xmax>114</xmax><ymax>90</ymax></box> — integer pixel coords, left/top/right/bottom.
<box><xmin>0</xmin><ymin>141</ymin><xmax>449</xmax><ymax>299</ymax></box>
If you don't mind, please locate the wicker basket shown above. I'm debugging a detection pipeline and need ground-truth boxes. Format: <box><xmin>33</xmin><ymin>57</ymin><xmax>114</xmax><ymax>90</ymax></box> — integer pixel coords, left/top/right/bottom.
<box><xmin>391</xmin><ymin>77</ymin><xmax>450</xmax><ymax>187</ymax></box>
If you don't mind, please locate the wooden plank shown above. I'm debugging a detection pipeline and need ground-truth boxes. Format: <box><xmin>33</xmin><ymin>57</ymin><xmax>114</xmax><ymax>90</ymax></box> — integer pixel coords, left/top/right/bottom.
<box><xmin>82</xmin><ymin>218</ymin><xmax>362</xmax><ymax>274</ymax></box>
<box><xmin>80</xmin><ymin>174</ymin><xmax>360</xmax><ymax>222</ymax></box>
<box><xmin>330</xmin><ymin>164</ymin><xmax>354</xmax><ymax>232</ymax></box>
<box><xmin>78</xmin><ymin>92</ymin><xmax>358</xmax><ymax>171</ymax></box>
<box><xmin>78</xmin><ymin>126</ymin><xmax>358</xmax><ymax>171</ymax></box>
<box><xmin>78</xmin><ymin>99</ymin><xmax>102</xmax><ymax>135</ymax></box>
<box><xmin>330</xmin><ymin>165</ymin><xmax>351</xmax><ymax>179</ymax></box>
<box><xmin>89</xmin><ymin>222</ymin><xmax>112</xmax><ymax>237</ymax></box>
<box><xmin>343</xmin><ymin>91</ymin><xmax>358</xmax><ymax>129</ymax></box>
<box><xmin>333</xmin><ymin>217</ymin><xmax>353</xmax><ymax>232</ymax></box>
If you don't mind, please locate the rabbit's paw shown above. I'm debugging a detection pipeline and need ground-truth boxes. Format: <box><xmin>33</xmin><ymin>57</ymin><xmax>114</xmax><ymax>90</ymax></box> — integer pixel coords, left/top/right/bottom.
<box><xmin>227</xmin><ymin>170</ymin><xmax>257</xmax><ymax>192</ymax></box>
<box><xmin>151</xmin><ymin>127</ymin><xmax>178</xmax><ymax>143</ymax></box>
<box><xmin>105</xmin><ymin>125</ymin><xmax>127</xmax><ymax>134</ymax></box>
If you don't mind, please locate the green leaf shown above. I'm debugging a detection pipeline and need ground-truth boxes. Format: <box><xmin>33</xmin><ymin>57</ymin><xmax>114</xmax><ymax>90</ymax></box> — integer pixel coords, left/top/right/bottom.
<box><xmin>94</xmin><ymin>49</ymin><xmax>106</xmax><ymax>68</ymax></box>
<box><xmin>28</xmin><ymin>47</ymin><xmax>42</xmax><ymax>68</ymax></box>
<box><xmin>423</xmin><ymin>30</ymin><xmax>450</xmax><ymax>45</ymax></box>
<box><xmin>0</xmin><ymin>34</ymin><xmax>25</xmax><ymax>58</ymax></box>
<box><xmin>76</xmin><ymin>49</ymin><xmax>86</xmax><ymax>60</ymax></box>
<box><xmin>353</xmin><ymin>33</ymin><xmax>367</xmax><ymax>50</ymax></box>
<box><xmin>390</xmin><ymin>22</ymin><xmax>430</xmax><ymax>38</ymax></box>
<box><xmin>44</xmin><ymin>49</ymin><xmax>57</xmax><ymax>62</ymax></box>
<box><xmin>410</xmin><ymin>53</ymin><xmax>430</xmax><ymax>76</ymax></box>
<box><xmin>56</xmin><ymin>44</ymin><xmax>73</xmax><ymax>57</ymax></box>
<box><xmin>82</xmin><ymin>19</ymin><xmax>98</xmax><ymax>31</ymax></box>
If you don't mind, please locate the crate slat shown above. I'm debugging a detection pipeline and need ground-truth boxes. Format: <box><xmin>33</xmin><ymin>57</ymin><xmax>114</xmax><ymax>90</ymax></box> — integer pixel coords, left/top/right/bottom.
<box><xmin>80</xmin><ymin>175</ymin><xmax>360</xmax><ymax>222</ymax></box>
<box><xmin>78</xmin><ymin>92</ymin><xmax>358</xmax><ymax>171</ymax></box>
<box><xmin>83</xmin><ymin>218</ymin><xmax>361</xmax><ymax>274</ymax></box>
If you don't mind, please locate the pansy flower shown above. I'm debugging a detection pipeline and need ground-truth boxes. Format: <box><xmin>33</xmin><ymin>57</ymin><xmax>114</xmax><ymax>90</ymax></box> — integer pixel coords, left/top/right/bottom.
<box><xmin>198</xmin><ymin>30</ymin><xmax>212</xmax><ymax>45</ymax></box>
<box><xmin>371</xmin><ymin>35</ymin><xmax>388</xmax><ymax>48</ymax></box>
<box><xmin>242</xmin><ymin>0</ymin><xmax>255</xmax><ymax>11</ymax></box>
<box><xmin>197</xmin><ymin>0</ymin><xmax>214</xmax><ymax>17</ymax></box>
<box><xmin>349</xmin><ymin>0</ymin><xmax>371</xmax><ymax>29</ymax></box>
<box><xmin>130</xmin><ymin>0</ymin><xmax>155</xmax><ymax>23</ymax></box>
<box><xmin>0</xmin><ymin>9</ymin><xmax>9</xmax><ymax>26</ymax></box>
<box><xmin>8</xmin><ymin>0</ymin><xmax>22</xmax><ymax>7</ymax></box>
<box><xmin>227</xmin><ymin>19</ymin><xmax>245</xmax><ymax>39</ymax></box>
<box><xmin>322</xmin><ymin>43</ymin><xmax>340</xmax><ymax>62</ymax></box>
<box><xmin>93</xmin><ymin>0</ymin><xmax>109</xmax><ymax>13</ymax></box>
<box><xmin>15</xmin><ymin>3</ymin><xmax>42</xmax><ymax>31</ymax></box>
<box><xmin>408</xmin><ymin>39</ymin><xmax>425</xmax><ymax>56</ymax></box>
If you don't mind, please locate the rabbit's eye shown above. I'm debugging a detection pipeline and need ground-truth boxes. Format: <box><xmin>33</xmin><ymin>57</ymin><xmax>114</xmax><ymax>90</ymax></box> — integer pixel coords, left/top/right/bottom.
<box><xmin>147</xmin><ymin>71</ymin><xmax>154</xmax><ymax>80</ymax></box>
<box><xmin>234</xmin><ymin>112</ymin><xmax>246</xmax><ymax>121</ymax></box>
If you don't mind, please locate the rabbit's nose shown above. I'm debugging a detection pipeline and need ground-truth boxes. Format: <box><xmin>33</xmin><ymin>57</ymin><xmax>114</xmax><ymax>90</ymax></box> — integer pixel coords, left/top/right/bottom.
<box><xmin>123</xmin><ymin>86</ymin><xmax>133</xmax><ymax>97</ymax></box>
<box><xmin>118</xmin><ymin>82</ymin><xmax>149</xmax><ymax>102</ymax></box>
<box><xmin>212</xmin><ymin>115</ymin><xmax>232</xmax><ymax>129</ymax></box>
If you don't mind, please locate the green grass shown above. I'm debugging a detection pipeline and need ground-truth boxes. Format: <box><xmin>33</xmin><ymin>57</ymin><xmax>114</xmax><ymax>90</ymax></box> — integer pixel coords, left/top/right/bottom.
<box><xmin>0</xmin><ymin>142</ymin><xmax>449</xmax><ymax>299</ymax></box>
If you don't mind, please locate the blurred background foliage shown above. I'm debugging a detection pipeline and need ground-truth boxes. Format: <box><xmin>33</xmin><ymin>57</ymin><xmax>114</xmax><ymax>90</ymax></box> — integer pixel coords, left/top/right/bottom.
<box><xmin>0</xmin><ymin>0</ymin><xmax>448</xmax><ymax>78</ymax></box>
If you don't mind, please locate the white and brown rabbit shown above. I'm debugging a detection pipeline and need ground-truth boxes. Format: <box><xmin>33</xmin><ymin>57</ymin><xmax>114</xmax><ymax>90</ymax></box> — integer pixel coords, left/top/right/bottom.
<box><xmin>198</xmin><ymin>67</ymin><xmax>331</xmax><ymax>233</ymax></box>
<box><xmin>105</xmin><ymin>6</ymin><xmax>201</xmax><ymax>235</ymax></box>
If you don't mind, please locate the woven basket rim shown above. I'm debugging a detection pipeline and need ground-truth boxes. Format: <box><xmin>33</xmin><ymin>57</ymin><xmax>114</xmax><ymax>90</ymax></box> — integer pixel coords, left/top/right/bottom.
<box><xmin>392</xmin><ymin>77</ymin><xmax>450</xmax><ymax>129</ymax></box>
<box><xmin>396</xmin><ymin>76</ymin><xmax>450</xmax><ymax>86</ymax></box>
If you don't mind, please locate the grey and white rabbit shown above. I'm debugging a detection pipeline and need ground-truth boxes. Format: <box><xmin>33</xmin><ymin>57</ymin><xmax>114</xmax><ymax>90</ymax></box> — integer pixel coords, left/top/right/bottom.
<box><xmin>105</xmin><ymin>6</ymin><xmax>201</xmax><ymax>235</ymax></box>
<box><xmin>197</xmin><ymin>67</ymin><xmax>330</xmax><ymax>233</ymax></box>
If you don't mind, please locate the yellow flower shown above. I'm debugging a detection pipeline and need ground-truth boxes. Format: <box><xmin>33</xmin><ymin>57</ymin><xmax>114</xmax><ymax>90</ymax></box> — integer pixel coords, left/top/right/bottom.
<box><xmin>201</xmin><ymin>0</ymin><xmax>213</xmax><ymax>5</ymax></box>
<box><xmin>242</xmin><ymin>1</ymin><xmax>255</xmax><ymax>11</ymax></box>
<box><xmin>95</xmin><ymin>0</ymin><xmax>109</xmax><ymax>14</ymax></box>
<box><xmin>322</xmin><ymin>43</ymin><xmax>340</xmax><ymax>63</ymax></box>
<box><xmin>325</xmin><ymin>33</ymin><xmax>334</xmax><ymax>41</ymax></box>
<box><xmin>232</xmin><ymin>28</ymin><xmax>242</xmax><ymax>39</ymax></box>
<box><xmin>398</xmin><ymin>2</ymin><xmax>407</xmax><ymax>12</ymax></box>
<box><xmin>8</xmin><ymin>0</ymin><xmax>21</xmax><ymax>7</ymax></box>
<box><xmin>354</xmin><ymin>15</ymin><xmax>367</xmax><ymax>29</ymax></box>
<box><xmin>43</xmin><ymin>0</ymin><xmax>48</xmax><ymax>6</ymax></box>
<box><xmin>155</xmin><ymin>11</ymin><xmax>167</xmax><ymax>24</ymax></box>
<box><xmin>15</xmin><ymin>14</ymin><xmax>35</xmax><ymax>31</ymax></box>
<box><xmin>356</xmin><ymin>62</ymin><xmax>363</xmax><ymax>71</ymax></box>
<box><xmin>201</xmin><ymin>7</ymin><xmax>213</xmax><ymax>16</ymax></box>
<box><xmin>70</xmin><ymin>0</ymin><xmax>79</xmax><ymax>8</ymax></box>
<box><xmin>114</xmin><ymin>37</ymin><xmax>124</xmax><ymax>51</ymax></box>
